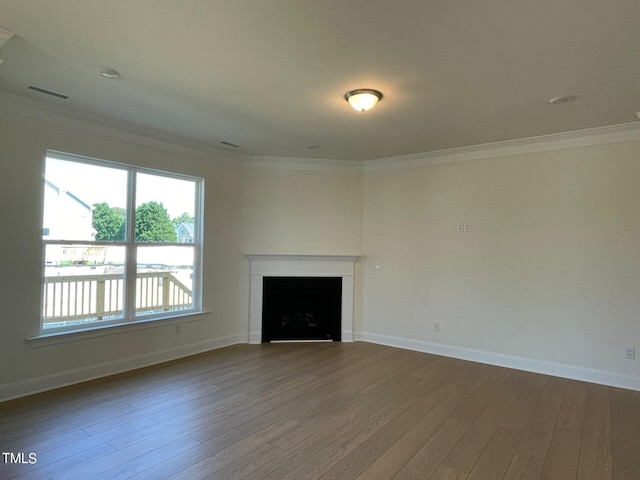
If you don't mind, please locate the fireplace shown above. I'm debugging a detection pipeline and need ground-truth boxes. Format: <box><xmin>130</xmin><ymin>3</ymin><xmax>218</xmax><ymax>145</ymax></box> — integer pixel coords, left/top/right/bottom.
<box><xmin>246</xmin><ymin>254</ymin><xmax>359</xmax><ymax>344</ymax></box>
<box><xmin>262</xmin><ymin>277</ymin><xmax>342</xmax><ymax>342</ymax></box>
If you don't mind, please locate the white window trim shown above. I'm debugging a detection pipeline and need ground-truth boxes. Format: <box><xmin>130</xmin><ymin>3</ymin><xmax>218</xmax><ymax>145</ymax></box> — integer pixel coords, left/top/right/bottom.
<box><xmin>27</xmin><ymin>311</ymin><xmax>210</xmax><ymax>347</ymax></box>
<box><xmin>39</xmin><ymin>150</ymin><xmax>204</xmax><ymax>336</ymax></box>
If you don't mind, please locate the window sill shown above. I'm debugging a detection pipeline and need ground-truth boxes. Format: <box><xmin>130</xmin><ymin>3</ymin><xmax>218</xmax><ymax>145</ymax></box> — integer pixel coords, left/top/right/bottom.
<box><xmin>26</xmin><ymin>311</ymin><xmax>210</xmax><ymax>348</ymax></box>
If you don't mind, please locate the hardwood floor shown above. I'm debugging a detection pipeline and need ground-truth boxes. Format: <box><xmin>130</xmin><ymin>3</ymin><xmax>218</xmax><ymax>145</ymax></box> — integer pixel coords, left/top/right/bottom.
<box><xmin>1</xmin><ymin>342</ymin><xmax>639</xmax><ymax>479</ymax></box>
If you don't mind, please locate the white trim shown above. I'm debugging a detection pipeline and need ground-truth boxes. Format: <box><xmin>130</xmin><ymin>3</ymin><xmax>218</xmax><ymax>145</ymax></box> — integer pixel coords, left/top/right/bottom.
<box><xmin>246</xmin><ymin>254</ymin><xmax>360</xmax><ymax>344</ymax></box>
<box><xmin>39</xmin><ymin>151</ymin><xmax>205</xmax><ymax>337</ymax></box>
<box><xmin>356</xmin><ymin>332</ymin><xmax>640</xmax><ymax>391</ymax></box>
<box><xmin>27</xmin><ymin>311</ymin><xmax>210</xmax><ymax>347</ymax></box>
<box><xmin>0</xmin><ymin>91</ymin><xmax>240</xmax><ymax>166</ymax></box>
<box><xmin>364</xmin><ymin>122</ymin><xmax>640</xmax><ymax>172</ymax></box>
<box><xmin>0</xmin><ymin>26</ymin><xmax>14</xmax><ymax>46</ymax></box>
<box><xmin>0</xmin><ymin>92</ymin><xmax>361</xmax><ymax>173</ymax></box>
<box><xmin>240</xmin><ymin>155</ymin><xmax>362</xmax><ymax>173</ymax></box>
<box><xmin>1</xmin><ymin>334</ymin><xmax>243</xmax><ymax>402</ymax></box>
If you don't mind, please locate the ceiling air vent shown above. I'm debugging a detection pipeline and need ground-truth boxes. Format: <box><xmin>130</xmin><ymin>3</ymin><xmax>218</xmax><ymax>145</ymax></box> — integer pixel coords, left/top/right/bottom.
<box><xmin>219</xmin><ymin>141</ymin><xmax>240</xmax><ymax>148</ymax></box>
<box><xmin>28</xmin><ymin>85</ymin><xmax>69</xmax><ymax>100</ymax></box>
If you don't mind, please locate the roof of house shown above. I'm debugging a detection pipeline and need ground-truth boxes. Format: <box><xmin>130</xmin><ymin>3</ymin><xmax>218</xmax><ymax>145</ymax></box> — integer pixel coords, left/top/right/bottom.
<box><xmin>177</xmin><ymin>223</ymin><xmax>194</xmax><ymax>236</ymax></box>
<box><xmin>45</xmin><ymin>179</ymin><xmax>92</xmax><ymax>211</ymax></box>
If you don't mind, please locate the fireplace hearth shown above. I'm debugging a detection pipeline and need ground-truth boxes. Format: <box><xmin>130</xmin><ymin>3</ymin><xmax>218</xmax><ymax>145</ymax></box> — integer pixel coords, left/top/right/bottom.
<box><xmin>262</xmin><ymin>277</ymin><xmax>341</xmax><ymax>342</ymax></box>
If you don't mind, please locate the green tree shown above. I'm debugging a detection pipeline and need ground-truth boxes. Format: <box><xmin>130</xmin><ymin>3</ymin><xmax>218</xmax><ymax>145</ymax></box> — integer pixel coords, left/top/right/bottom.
<box><xmin>135</xmin><ymin>201</ymin><xmax>177</xmax><ymax>242</ymax></box>
<box><xmin>171</xmin><ymin>212</ymin><xmax>195</xmax><ymax>227</ymax></box>
<box><xmin>92</xmin><ymin>202</ymin><xmax>125</xmax><ymax>241</ymax></box>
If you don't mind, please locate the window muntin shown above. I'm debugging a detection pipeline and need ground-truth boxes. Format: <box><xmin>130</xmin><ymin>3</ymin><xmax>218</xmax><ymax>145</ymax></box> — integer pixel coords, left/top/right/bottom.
<box><xmin>42</xmin><ymin>152</ymin><xmax>202</xmax><ymax>332</ymax></box>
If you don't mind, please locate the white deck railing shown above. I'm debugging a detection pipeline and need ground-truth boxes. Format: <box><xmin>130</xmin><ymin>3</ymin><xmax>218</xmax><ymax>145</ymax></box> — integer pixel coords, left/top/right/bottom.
<box><xmin>43</xmin><ymin>271</ymin><xmax>192</xmax><ymax>327</ymax></box>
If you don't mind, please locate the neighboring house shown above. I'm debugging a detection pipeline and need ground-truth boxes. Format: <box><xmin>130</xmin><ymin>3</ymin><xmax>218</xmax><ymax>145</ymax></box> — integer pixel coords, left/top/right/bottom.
<box><xmin>43</xmin><ymin>180</ymin><xmax>95</xmax><ymax>241</ymax></box>
<box><xmin>176</xmin><ymin>222</ymin><xmax>194</xmax><ymax>243</ymax></box>
<box><xmin>43</xmin><ymin>180</ymin><xmax>97</xmax><ymax>264</ymax></box>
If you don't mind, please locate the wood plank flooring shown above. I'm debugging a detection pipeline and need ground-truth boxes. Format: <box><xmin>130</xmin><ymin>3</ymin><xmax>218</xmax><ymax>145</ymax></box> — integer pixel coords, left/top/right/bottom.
<box><xmin>1</xmin><ymin>342</ymin><xmax>638</xmax><ymax>479</ymax></box>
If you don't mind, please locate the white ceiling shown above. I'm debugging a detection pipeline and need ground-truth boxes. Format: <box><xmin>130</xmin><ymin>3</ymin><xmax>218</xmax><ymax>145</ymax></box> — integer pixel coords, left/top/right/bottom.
<box><xmin>0</xmin><ymin>1</ymin><xmax>639</xmax><ymax>161</ymax></box>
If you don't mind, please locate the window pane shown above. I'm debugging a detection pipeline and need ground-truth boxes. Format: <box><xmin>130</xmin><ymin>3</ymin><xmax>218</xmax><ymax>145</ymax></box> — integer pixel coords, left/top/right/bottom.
<box><xmin>136</xmin><ymin>246</ymin><xmax>194</xmax><ymax>316</ymax></box>
<box><xmin>43</xmin><ymin>244</ymin><xmax>126</xmax><ymax>329</ymax></box>
<box><xmin>42</xmin><ymin>152</ymin><xmax>202</xmax><ymax>333</ymax></box>
<box><xmin>44</xmin><ymin>157</ymin><xmax>128</xmax><ymax>241</ymax></box>
<box><xmin>135</xmin><ymin>173</ymin><xmax>196</xmax><ymax>243</ymax></box>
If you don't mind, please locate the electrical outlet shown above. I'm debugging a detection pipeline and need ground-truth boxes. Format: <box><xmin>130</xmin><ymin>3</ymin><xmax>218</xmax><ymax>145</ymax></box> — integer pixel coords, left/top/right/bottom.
<box><xmin>457</xmin><ymin>223</ymin><xmax>463</xmax><ymax>232</ymax></box>
<box><xmin>624</xmin><ymin>346</ymin><xmax>635</xmax><ymax>359</ymax></box>
<box><xmin>464</xmin><ymin>223</ymin><xmax>471</xmax><ymax>232</ymax></box>
<box><xmin>433</xmin><ymin>322</ymin><xmax>440</xmax><ymax>332</ymax></box>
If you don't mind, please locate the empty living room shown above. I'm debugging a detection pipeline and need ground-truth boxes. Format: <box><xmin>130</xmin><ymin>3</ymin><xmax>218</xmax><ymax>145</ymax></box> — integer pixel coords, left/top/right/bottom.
<box><xmin>1</xmin><ymin>1</ymin><xmax>640</xmax><ymax>479</ymax></box>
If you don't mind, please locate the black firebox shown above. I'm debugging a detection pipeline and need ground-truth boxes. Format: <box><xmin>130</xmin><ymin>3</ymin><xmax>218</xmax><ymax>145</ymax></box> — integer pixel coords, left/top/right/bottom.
<box><xmin>262</xmin><ymin>277</ymin><xmax>342</xmax><ymax>342</ymax></box>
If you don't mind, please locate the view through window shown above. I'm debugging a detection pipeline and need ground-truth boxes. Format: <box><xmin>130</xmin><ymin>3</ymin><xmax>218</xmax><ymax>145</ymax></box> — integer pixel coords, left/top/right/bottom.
<box><xmin>42</xmin><ymin>152</ymin><xmax>202</xmax><ymax>332</ymax></box>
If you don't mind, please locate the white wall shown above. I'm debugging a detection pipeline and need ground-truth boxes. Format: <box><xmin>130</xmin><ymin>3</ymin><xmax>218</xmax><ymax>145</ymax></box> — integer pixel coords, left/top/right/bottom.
<box><xmin>240</xmin><ymin>167</ymin><xmax>363</xmax><ymax>255</ymax></box>
<box><xmin>362</xmin><ymin>140</ymin><xmax>640</xmax><ymax>388</ymax></box>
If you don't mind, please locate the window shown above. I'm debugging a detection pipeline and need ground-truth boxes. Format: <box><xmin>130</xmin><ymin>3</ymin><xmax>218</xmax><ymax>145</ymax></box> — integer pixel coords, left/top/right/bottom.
<box><xmin>41</xmin><ymin>151</ymin><xmax>203</xmax><ymax>333</ymax></box>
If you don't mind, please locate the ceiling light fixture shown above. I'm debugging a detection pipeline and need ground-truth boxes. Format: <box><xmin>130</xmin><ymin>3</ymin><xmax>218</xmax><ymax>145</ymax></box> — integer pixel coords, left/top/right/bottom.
<box><xmin>99</xmin><ymin>68</ymin><xmax>120</xmax><ymax>79</ymax></box>
<box><xmin>344</xmin><ymin>89</ymin><xmax>383</xmax><ymax>112</ymax></box>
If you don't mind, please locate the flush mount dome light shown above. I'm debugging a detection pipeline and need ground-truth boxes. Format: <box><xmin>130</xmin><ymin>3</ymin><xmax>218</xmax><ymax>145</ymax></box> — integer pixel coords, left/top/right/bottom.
<box><xmin>344</xmin><ymin>89</ymin><xmax>383</xmax><ymax>112</ymax></box>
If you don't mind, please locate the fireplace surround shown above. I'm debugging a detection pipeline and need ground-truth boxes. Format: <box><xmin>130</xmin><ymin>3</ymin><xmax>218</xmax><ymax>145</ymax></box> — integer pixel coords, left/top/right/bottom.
<box><xmin>246</xmin><ymin>254</ymin><xmax>359</xmax><ymax>344</ymax></box>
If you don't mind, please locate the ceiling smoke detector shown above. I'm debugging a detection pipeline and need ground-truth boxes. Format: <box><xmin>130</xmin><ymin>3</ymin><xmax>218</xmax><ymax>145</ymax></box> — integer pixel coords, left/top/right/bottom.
<box><xmin>549</xmin><ymin>95</ymin><xmax>578</xmax><ymax>105</ymax></box>
<box><xmin>99</xmin><ymin>68</ymin><xmax>120</xmax><ymax>79</ymax></box>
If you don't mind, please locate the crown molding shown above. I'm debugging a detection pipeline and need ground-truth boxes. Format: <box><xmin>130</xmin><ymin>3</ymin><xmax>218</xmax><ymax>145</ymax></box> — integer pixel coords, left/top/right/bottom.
<box><xmin>0</xmin><ymin>27</ymin><xmax>14</xmax><ymax>65</ymax></box>
<box><xmin>0</xmin><ymin>27</ymin><xmax>14</xmax><ymax>46</ymax></box>
<box><xmin>239</xmin><ymin>155</ymin><xmax>363</xmax><ymax>173</ymax></box>
<box><xmin>364</xmin><ymin>122</ymin><xmax>640</xmax><ymax>173</ymax></box>
<box><xmin>0</xmin><ymin>91</ymin><xmax>362</xmax><ymax>173</ymax></box>
<box><xmin>2</xmin><ymin>90</ymin><xmax>639</xmax><ymax>174</ymax></box>
<box><xmin>0</xmin><ymin>91</ymin><xmax>241</xmax><ymax>166</ymax></box>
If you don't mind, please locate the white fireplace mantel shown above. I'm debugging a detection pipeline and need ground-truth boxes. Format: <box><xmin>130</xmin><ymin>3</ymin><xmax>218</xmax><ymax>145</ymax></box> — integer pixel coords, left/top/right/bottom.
<box><xmin>246</xmin><ymin>254</ymin><xmax>359</xmax><ymax>344</ymax></box>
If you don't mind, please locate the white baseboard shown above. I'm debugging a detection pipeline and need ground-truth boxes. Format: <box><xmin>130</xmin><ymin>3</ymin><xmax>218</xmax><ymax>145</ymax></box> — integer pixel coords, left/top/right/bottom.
<box><xmin>249</xmin><ymin>332</ymin><xmax>262</xmax><ymax>344</ymax></box>
<box><xmin>356</xmin><ymin>331</ymin><xmax>640</xmax><ymax>391</ymax></box>
<box><xmin>6</xmin><ymin>331</ymin><xmax>637</xmax><ymax>402</ymax></box>
<box><xmin>0</xmin><ymin>335</ymin><xmax>243</xmax><ymax>402</ymax></box>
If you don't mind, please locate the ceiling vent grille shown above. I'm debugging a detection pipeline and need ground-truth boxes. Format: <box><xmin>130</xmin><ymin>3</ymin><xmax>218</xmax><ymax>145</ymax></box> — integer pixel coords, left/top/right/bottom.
<box><xmin>28</xmin><ymin>85</ymin><xmax>69</xmax><ymax>100</ymax></box>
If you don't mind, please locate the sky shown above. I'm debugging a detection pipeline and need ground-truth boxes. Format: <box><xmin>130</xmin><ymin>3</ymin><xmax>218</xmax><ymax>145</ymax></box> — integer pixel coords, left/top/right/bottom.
<box><xmin>45</xmin><ymin>156</ymin><xmax>196</xmax><ymax>219</ymax></box>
